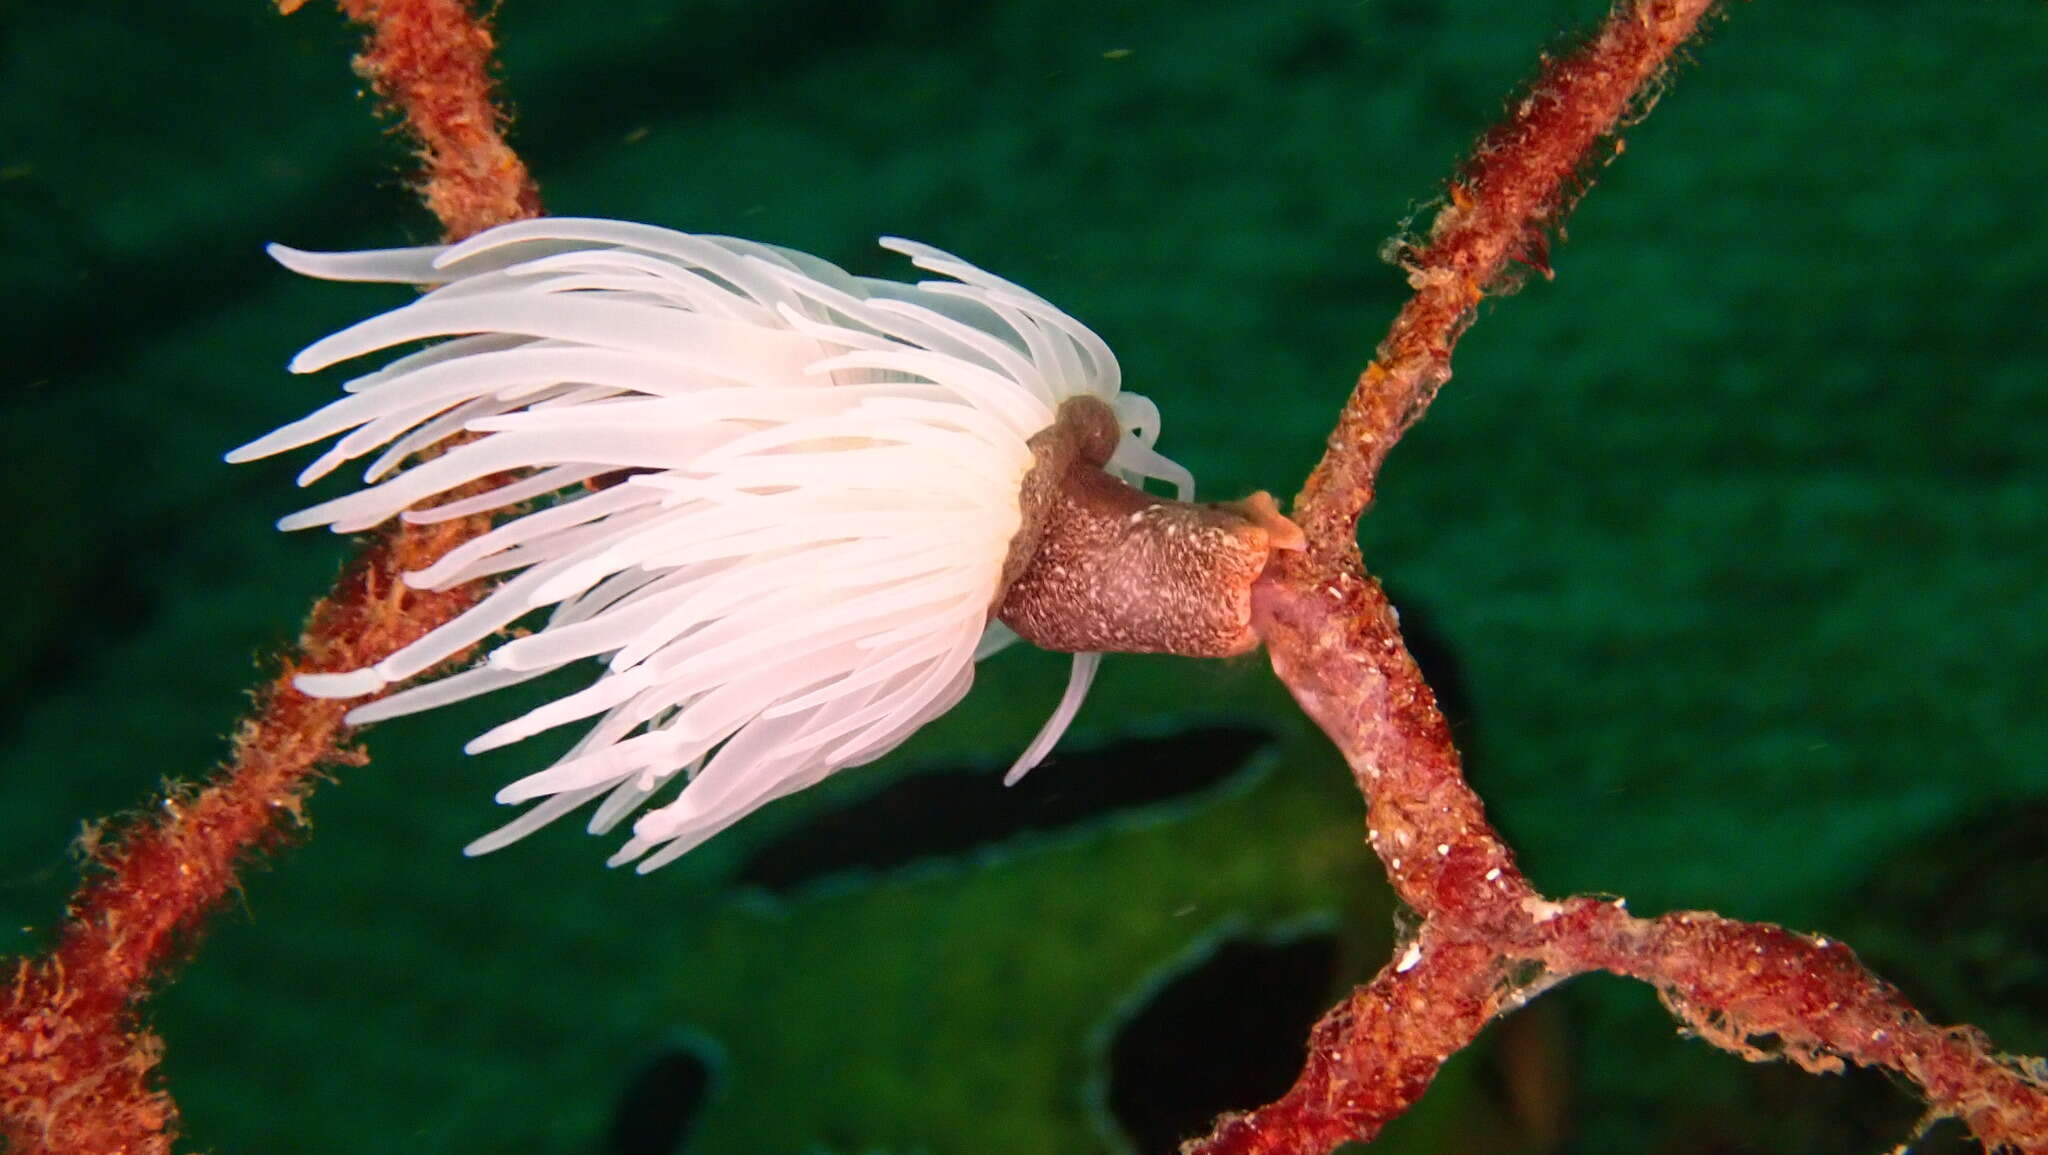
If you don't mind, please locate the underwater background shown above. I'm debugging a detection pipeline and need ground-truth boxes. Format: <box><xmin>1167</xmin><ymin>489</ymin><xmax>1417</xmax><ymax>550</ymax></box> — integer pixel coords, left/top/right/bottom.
<box><xmin>2</xmin><ymin>0</ymin><xmax>2044</xmax><ymax>1151</ymax></box>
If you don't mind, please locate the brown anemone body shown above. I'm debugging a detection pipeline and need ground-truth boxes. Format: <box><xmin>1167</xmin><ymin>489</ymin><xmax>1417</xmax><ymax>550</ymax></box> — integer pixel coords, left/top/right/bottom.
<box><xmin>995</xmin><ymin>396</ymin><xmax>1299</xmax><ymax>658</ymax></box>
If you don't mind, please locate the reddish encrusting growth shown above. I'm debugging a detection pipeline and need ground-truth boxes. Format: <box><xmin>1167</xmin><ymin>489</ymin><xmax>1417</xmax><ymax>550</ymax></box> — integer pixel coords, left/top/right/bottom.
<box><xmin>0</xmin><ymin>1</ymin><xmax>537</xmax><ymax>1151</ymax></box>
<box><xmin>1199</xmin><ymin>564</ymin><xmax>2048</xmax><ymax>1153</ymax></box>
<box><xmin>314</xmin><ymin>0</ymin><xmax>543</xmax><ymax>240</ymax></box>
<box><xmin>1187</xmin><ymin>0</ymin><xmax>2048</xmax><ymax>1152</ymax></box>
<box><xmin>1294</xmin><ymin>0</ymin><xmax>1722</xmax><ymax>559</ymax></box>
<box><xmin>1538</xmin><ymin>906</ymin><xmax>2048</xmax><ymax>1148</ymax></box>
<box><xmin>1195</xmin><ymin>936</ymin><xmax>1521</xmax><ymax>1155</ymax></box>
<box><xmin>0</xmin><ymin>515</ymin><xmax>498</xmax><ymax>1154</ymax></box>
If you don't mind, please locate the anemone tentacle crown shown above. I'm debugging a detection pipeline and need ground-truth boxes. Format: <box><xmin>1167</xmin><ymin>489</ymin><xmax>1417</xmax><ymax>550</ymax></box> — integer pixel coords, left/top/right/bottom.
<box><xmin>235</xmin><ymin>217</ymin><xmax>1286</xmax><ymax>871</ymax></box>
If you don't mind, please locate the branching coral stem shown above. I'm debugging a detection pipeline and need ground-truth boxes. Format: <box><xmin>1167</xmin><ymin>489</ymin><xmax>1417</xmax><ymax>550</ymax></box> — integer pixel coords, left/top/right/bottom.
<box><xmin>0</xmin><ymin>2</ymin><xmax>536</xmax><ymax>1151</ymax></box>
<box><xmin>308</xmin><ymin>0</ymin><xmax>543</xmax><ymax>240</ymax></box>
<box><xmin>1293</xmin><ymin>0</ymin><xmax>1719</xmax><ymax>560</ymax></box>
<box><xmin>1197</xmin><ymin>1</ymin><xmax>2048</xmax><ymax>1152</ymax></box>
<box><xmin>0</xmin><ymin>518</ymin><xmax>499</xmax><ymax>1154</ymax></box>
<box><xmin>1539</xmin><ymin>905</ymin><xmax>2048</xmax><ymax>1148</ymax></box>
<box><xmin>1210</xmin><ymin>570</ymin><xmax>2048</xmax><ymax>1153</ymax></box>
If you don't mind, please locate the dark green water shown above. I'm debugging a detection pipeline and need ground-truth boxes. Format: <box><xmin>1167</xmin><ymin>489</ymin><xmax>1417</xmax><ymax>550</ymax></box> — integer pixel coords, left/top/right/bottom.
<box><xmin>3</xmin><ymin>1</ymin><xmax>2043</xmax><ymax>1152</ymax></box>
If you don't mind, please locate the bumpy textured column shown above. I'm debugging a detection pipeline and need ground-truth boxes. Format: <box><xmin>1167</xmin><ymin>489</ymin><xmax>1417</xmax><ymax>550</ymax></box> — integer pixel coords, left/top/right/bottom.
<box><xmin>999</xmin><ymin>397</ymin><xmax>1298</xmax><ymax>658</ymax></box>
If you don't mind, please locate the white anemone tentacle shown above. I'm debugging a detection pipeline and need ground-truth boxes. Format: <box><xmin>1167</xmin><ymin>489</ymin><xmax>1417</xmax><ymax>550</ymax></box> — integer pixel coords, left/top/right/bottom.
<box><xmin>233</xmin><ymin>218</ymin><xmax>1193</xmax><ymax>871</ymax></box>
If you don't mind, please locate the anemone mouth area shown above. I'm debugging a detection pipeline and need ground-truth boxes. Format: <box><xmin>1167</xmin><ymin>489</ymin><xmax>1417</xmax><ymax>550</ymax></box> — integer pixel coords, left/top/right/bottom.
<box><xmin>732</xmin><ymin>722</ymin><xmax>1275</xmax><ymax>894</ymax></box>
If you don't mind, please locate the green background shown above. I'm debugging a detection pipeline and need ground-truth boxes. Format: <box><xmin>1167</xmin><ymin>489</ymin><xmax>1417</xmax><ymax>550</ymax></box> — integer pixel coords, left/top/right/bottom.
<box><xmin>2</xmin><ymin>0</ymin><xmax>2043</xmax><ymax>1151</ymax></box>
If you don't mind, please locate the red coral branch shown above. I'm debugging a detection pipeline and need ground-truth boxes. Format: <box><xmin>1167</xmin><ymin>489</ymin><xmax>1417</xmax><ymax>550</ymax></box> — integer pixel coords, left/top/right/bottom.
<box><xmin>1195</xmin><ymin>935</ymin><xmax>1521</xmax><ymax>1155</ymax></box>
<box><xmin>1533</xmin><ymin>905</ymin><xmax>2048</xmax><ymax>1149</ymax></box>
<box><xmin>1294</xmin><ymin>0</ymin><xmax>1717</xmax><ymax>561</ymax></box>
<box><xmin>0</xmin><ymin>520</ymin><xmax>496</xmax><ymax>1154</ymax></box>
<box><xmin>1190</xmin><ymin>0</ymin><xmax>2048</xmax><ymax>1152</ymax></box>
<box><xmin>0</xmin><ymin>2</ymin><xmax>537</xmax><ymax>1151</ymax></box>
<box><xmin>314</xmin><ymin>0</ymin><xmax>543</xmax><ymax>240</ymax></box>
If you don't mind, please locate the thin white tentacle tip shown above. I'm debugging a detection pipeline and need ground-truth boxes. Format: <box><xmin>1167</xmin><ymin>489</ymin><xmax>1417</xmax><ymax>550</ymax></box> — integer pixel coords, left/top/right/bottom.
<box><xmin>1002</xmin><ymin>755</ymin><xmax>1042</xmax><ymax>788</ymax></box>
<box><xmin>397</xmin><ymin>566</ymin><xmax>453</xmax><ymax>591</ymax></box>
<box><xmin>265</xmin><ymin>242</ymin><xmax>316</xmax><ymax>273</ymax></box>
<box><xmin>493</xmin><ymin>780</ymin><xmax>545</xmax><ymax>805</ymax></box>
<box><xmin>606</xmin><ymin>839</ymin><xmax>654</xmax><ymax>870</ymax></box>
<box><xmin>274</xmin><ymin>509</ymin><xmax>324</xmax><ymax>532</ymax></box>
<box><xmin>267</xmin><ymin>245</ymin><xmax>332</xmax><ymax>376</ymax></box>
<box><xmin>464</xmin><ymin>725</ymin><xmax>528</xmax><ymax>757</ymax></box>
<box><xmin>876</xmin><ymin>236</ymin><xmax>941</xmax><ymax>268</ymax></box>
<box><xmin>343</xmin><ymin>697</ymin><xmax>408</xmax><ymax>726</ymax></box>
<box><xmin>295</xmin><ymin>669</ymin><xmax>389</xmax><ymax>699</ymax></box>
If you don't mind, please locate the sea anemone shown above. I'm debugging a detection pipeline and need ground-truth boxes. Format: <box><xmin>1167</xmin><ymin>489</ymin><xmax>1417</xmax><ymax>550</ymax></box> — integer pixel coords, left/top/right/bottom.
<box><xmin>232</xmin><ymin>218</ymin><xmax>1289</xmax><ymax>871</ymax></box>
